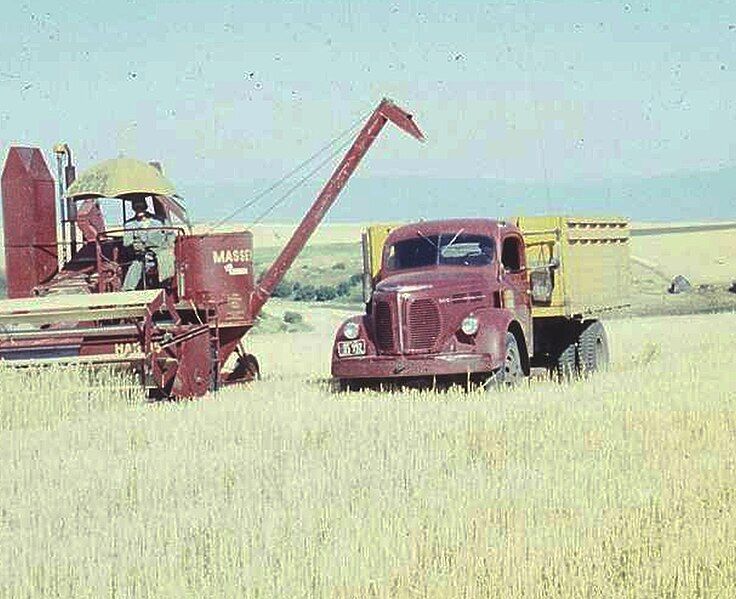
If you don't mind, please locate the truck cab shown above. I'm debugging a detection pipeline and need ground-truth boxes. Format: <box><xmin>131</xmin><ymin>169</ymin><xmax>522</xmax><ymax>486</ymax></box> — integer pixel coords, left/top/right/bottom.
<box><xmin>332</xmin><ymin>218</ymin><xmax>536</xmax><ymax>385</ymax></box>
<box><xmin>332</xmin><ymin>215</ymin><xmax>630</xmax><ymax>388</ymax></box>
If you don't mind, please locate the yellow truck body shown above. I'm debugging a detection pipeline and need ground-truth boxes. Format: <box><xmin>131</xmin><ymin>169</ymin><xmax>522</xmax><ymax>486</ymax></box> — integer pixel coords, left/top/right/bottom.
<box><xmin>515</xmin><ymin>216</ymin><xmax>630</xmax><ymax>318</ymax></box>
<box><xmin>362</xmin><ymin>216</ymin><xmax>631</xmax><ymax>319</ymax></box>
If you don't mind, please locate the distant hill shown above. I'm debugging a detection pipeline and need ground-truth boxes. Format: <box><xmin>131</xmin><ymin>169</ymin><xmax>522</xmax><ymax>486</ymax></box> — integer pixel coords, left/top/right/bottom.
<box><xmin>178</xmin><ymin>167</ymin><xmax>736</xmax><ymax>225</ymax></box>
<box><xmin>0</xmin><ymin>166</ymin><xmax>732</xmax><ymax>228</ymax></box>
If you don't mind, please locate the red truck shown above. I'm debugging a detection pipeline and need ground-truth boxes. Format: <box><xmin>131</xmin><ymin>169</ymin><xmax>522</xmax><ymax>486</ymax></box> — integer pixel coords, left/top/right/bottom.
<box><xmin>331</xmin><ymin>216</ymin><xmax>630</xmax><ymax>389</ymax></box>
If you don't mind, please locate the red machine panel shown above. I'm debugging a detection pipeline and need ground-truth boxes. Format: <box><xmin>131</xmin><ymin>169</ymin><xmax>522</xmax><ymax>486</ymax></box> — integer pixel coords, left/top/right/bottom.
<box><xmin>175</xmin><ymin>232</ymin><xmax>254</xmax><ymax>323</ymax></box>
<box><xmin>1</xmin><ymin>147</ymin><xmax>58</xmax><ymax>298</ymax></box>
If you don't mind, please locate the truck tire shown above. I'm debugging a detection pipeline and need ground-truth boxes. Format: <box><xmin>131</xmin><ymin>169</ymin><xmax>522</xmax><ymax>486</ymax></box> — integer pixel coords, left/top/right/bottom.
<box><xmin>488</xmin><ymin>332</ymin><xmax>524</xmax><ymax>388</ymax></box>
<box><xmin>555</xmin><ymin>342</ymin><xmax>579</xmax><ymax>380</ymax></box>
<box><xmin>579</xmin><ymin>320</ymin><xmax>609</xmax><ymax>374</ymax></box>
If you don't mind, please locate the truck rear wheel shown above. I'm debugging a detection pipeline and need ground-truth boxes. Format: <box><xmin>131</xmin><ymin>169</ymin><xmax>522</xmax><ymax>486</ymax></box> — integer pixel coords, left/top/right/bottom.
<box><xmin>579</xmin><ymin>320</ymin><xmax>609</xmax><ymax>374</ymax></box>
<box><xmin>555</xmin><ymin>342</ymin><xmax>579</xmax><ymax>380</ymax></box>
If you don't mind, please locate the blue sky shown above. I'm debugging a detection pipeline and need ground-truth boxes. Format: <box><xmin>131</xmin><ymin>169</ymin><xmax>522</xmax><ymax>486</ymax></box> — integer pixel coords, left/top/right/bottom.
<box><xmin>1</xmin><ymin>0</ymin><xmax>735</xmax><ymax>193</ymax></box>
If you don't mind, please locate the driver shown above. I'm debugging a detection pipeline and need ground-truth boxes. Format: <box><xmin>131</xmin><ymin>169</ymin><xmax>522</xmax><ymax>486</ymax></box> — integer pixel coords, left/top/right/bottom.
<box><xmin>122</xmin><ymin>196</ymin><xmax>170</xmax><ymax>290</ymax></box>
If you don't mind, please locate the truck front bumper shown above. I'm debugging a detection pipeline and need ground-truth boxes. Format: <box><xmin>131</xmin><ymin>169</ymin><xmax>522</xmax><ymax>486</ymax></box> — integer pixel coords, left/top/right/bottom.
<box><xmin>332</xmin><ymin>352</ymin><xmax>496</xmax><ymax>380</ymax></box>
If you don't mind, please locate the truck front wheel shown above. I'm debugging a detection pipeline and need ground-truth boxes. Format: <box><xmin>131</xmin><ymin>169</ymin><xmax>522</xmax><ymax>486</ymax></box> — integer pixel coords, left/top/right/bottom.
<box><xmin>579</xmin><ymin>320</ymin><xmax>609</xmax><ymax>374</ymax></box>
<box><xmin>488</xmin><ymin>332</ymin><xmax>524</xmax><ymax>388</ymax></box>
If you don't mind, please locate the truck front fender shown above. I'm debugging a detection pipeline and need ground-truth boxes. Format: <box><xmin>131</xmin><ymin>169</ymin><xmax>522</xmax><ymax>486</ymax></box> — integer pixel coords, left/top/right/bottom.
<box><xmin>461</xmin><ymin>307</ymin><xmax>528</xmax><ymax>372</ymax></box>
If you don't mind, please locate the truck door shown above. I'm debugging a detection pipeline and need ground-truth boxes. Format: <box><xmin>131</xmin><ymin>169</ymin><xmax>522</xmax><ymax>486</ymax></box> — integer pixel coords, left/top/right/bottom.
<box><xmin>500</xmin><ymin>234</ymin><xmax>533</xmax><ymax>348</ymax></box>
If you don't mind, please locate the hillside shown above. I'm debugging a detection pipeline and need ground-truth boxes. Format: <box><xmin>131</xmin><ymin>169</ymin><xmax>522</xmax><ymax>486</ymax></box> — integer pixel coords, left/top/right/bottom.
<box><xmin>0</xmin><ymin>223</ymin><xmax>734</xmax><ymax>316</ymax></box>
<box><xmin>178</xmin><ymin>168</ymin><xmax>736</xmax><ymax>224</ymax></box>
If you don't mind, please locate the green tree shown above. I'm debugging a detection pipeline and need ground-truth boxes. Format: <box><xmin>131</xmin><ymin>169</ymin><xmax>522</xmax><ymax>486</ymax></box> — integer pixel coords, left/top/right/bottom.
<box><xmin>293</xmin><ymin>283</ymin><xmax>316</xmax><ymax>301</ymax></box>
<box><xmin>315</xmin><ymin>285</ymin><xmax>337</xmax><ymax>302</ymax></box>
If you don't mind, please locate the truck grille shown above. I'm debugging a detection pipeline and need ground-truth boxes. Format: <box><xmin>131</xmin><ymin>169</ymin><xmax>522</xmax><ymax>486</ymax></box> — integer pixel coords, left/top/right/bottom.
<box><xmin>373</xmin><ymin>301</ymin><xmax>394</xmax><ymax>351</ymax></box>
<box><xmin>408</xmin><ymin>299</ymin><xmax>440</xmax><ymax>350</ymax></box>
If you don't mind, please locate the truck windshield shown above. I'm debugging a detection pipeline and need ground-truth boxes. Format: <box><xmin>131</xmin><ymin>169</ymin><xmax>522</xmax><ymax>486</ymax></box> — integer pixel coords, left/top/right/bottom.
<box><xmin>387</xmin><ymin>233</ymin><xmax>495</xmax><ymax>270</ymax></box>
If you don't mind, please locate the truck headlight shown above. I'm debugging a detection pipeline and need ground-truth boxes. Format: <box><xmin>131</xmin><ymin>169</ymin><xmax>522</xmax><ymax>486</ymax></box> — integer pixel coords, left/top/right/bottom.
<box><xmin>343</xmin><ymin>322</ymin><xmax>360</xmax><ymax>340</ymax></box>
<box><xmin>460</xmin><ymin>314</ymin><xmax>479</xmax><ymax>336</ymax></box>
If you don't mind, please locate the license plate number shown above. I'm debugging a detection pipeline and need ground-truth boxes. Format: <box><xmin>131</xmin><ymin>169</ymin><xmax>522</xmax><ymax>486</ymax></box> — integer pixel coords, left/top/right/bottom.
<box><xmin>337</xmin><ymin>339</ymin><xmax>366</xmax><ymax>357</ymax></box>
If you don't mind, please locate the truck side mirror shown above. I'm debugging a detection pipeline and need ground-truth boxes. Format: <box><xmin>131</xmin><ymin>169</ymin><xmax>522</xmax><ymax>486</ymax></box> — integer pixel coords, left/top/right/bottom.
<box><xmin>530</xmin><ymin>269</ymin><xmax>554</xmax><ymax>303</ymax></box>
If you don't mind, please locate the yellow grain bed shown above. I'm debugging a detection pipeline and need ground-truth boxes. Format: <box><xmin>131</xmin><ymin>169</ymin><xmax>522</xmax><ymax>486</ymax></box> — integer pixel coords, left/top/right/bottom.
<box><xmin>515</xmin><ymin>216</ymin><xmax>630</xmax><ymax>318</ymax></box>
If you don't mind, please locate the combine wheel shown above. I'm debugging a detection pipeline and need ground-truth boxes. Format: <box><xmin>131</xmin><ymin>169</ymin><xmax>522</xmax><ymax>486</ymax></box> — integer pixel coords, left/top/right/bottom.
<box><xmin>578</xmin><ymin>321</ymin><xmax>609</xmax><ymax>374</ymax></box>
<box><xmin>487</xmin><ymin>332</ymin><xmax>524</xmax><ymax>389</ymax></box>
<box><xmin>227</xmin><ymin>353</ymin><xmax>261</xmax><ymax>383</ymax></box>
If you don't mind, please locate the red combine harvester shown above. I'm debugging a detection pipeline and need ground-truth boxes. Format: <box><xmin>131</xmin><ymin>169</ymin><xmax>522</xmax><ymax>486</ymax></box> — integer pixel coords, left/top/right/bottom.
<box><xmin>0</xmin><ymin>99</ymin><xmax>424</xmax><ymax>398</ymax></box>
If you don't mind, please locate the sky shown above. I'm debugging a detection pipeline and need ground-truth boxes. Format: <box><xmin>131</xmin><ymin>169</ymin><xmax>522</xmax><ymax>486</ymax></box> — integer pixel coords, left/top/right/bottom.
<box><xmin>1</xmin><ymin>0</ymin><xmax>736</xmax><ymax>220</ymax></box>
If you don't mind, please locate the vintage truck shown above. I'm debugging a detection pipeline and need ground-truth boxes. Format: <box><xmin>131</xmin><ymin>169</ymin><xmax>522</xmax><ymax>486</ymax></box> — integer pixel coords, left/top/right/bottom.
<box><xmin>331</xmin><ymin>216</ymin><xmax>630</xmax><ymax>388</ymax></box>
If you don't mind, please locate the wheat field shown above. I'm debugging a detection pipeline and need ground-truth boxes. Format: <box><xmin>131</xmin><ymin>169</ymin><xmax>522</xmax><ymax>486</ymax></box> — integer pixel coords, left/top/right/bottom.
<box><xmin>1</xmin><ymin>308</ymin><xmax>735</xmax><ymax>598</ymax></box>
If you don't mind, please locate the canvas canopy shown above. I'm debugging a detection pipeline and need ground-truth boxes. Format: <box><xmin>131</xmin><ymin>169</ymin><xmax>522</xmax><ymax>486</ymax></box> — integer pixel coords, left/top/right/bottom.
<box><xmin>65</xmin><ymin>157</ymin><xmax>189</xmax><ymax>225</ymax></box>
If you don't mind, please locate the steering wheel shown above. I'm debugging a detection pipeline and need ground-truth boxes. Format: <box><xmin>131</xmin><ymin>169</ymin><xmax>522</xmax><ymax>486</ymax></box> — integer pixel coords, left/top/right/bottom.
<box><xmin>93</xmin><ymin>227</ymin><xmax>185</xmax><ymax>292</ymax></box>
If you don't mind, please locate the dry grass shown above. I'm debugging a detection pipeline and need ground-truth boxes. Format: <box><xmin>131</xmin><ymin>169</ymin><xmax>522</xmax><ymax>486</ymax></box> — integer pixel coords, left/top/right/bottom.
<box><xmin>1</xmin><ymin>310</ymin><xmax>735</xmax><ymax>597</ymax></box>
<box><xmin>630</xmin><ymin>228</ymin><xmax>736</xmax><ymax>285</ymax></box>
<box><xmin>0</xmin><ymin>366</ymin><xmax>144</xmax><ymax>431</ymax></box>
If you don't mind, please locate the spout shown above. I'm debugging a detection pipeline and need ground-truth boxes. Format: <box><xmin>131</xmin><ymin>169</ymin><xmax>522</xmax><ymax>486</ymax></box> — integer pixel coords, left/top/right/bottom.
<box><xmin>378</xmin><ymin>98</ymin><xmax>425</xmax><ymax>142</ymax></box>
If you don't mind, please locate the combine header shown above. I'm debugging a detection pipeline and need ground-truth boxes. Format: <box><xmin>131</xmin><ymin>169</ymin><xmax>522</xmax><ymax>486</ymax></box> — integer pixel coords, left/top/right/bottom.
<box><xmin>0</xmin><ymin>99</ymin><xmax>424</xmax><ymax>397</ymax></box>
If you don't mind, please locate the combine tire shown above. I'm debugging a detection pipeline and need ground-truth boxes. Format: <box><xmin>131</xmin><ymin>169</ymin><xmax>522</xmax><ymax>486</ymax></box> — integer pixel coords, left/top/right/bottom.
<box><xmin>226</xmin><ymin>353</ymin><xmax>261</xmax><ymax>384</ymax></box>
<box><xmin>488</xmin><ymin>332</ymin><xmax>524</xmax><ymax>388</ymax></box>
<box><xmin>578</xmin><ymin>321</ymin><xmax>609</xmax><ymax>374</ymax></box>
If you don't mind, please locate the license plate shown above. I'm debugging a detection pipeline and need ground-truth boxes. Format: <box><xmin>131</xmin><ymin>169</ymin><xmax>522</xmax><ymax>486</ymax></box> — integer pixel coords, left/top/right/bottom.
<box><xmin>337</xmin><ymin>339</ymin><xmax>366</xmax><ymax>357</ymax></box>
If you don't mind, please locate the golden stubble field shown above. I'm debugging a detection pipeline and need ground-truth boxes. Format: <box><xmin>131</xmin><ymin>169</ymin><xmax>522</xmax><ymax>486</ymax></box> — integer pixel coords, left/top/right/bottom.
<box><xmin>1</xmin><ymin>305</ymin><xmax>735</xmax><ymax>598</ymax></box>
<box><xmin>0</xmin><ymin>222</ymin><xmax>735</xmax><ymax>597</ymax></box>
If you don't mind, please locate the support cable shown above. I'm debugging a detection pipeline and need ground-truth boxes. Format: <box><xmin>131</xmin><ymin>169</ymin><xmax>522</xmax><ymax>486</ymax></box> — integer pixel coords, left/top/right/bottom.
<box><xmin>251</xmin><ymin>134</ymin><xmax>355</xmax><ymax>225</ymax></box>
<box><xmin>207</xmin><ymin>108</ymin><xmax>371</xmax><ymax>232</ymax></box>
